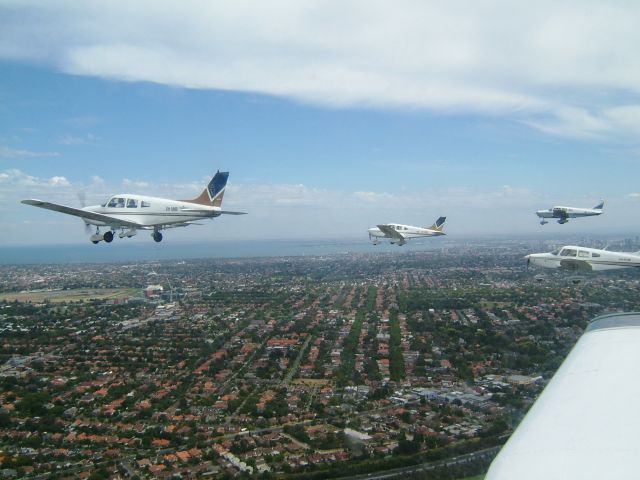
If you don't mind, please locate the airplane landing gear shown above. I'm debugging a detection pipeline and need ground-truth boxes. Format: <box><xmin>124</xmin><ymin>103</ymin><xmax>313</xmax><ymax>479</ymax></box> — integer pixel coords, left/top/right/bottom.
<box><xmin>103</xmin><ymin>231</ymin><xmax>114</xmax><ymax>243</ymax></box>
<box><xmin>90</xmin><ymin>227</ymin><xmax>102</xmax><ymax>244</ymax></box>
<box><xmin>540</xmin><ymin>220</ymin><xmax>548</xmax><ymax>225</ymax></box>
<box><xmin>152</xmin><ymin>231</ymin><xmax>163</xmax><ymax>243</ymax></box>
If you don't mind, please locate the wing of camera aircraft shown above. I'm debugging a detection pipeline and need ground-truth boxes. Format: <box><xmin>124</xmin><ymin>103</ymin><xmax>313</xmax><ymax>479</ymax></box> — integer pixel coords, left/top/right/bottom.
<box><xmin>486</xmin><ymin>312</ymin><xmax>640</xmax><ymax>480</ymax></box>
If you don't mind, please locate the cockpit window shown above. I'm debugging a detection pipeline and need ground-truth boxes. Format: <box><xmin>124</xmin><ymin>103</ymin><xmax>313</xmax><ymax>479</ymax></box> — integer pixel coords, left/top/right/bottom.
<box><xmin>107</xmin><ymin>197</ymin><xmax>126</xmax><ymax>208</ymax></box>
<box><xmin>560</xmin><ymin>248</ymin><xmax>577</xmax><ymax>257</ymax></box>
<box><xmin>127</xmin><ymin>199</ymin><xmax>138</xmax><ymax>208</ymax></box>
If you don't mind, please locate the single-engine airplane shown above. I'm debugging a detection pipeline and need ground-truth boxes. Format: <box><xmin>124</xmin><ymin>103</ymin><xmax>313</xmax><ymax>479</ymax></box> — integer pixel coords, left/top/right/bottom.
<box><xmin>525</xmin><ymin>245</ymin><xmax>640</xmax><ymax>272</ymax></box>
<box><xmin>536</xmin><ymin>201</ymin><xmax>603</xmax><ymax>225</ymax></box>
<box><xmin>368</xmin><ymin>216</ymin><xmax>446</xmax><ymax>246</ymax></box>
<box><xmin>21</xmin><ymin>170</ymin><xmax>246</xmax><ymax>244</ymax></box>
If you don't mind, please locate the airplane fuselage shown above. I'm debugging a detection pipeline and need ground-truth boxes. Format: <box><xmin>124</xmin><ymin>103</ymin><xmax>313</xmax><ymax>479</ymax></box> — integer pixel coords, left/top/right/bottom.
<box><xmin>526</xmin><ymin>245</ymin><xmax>640</xmax><ymax>272</ymax></box>
<box><xmin>536</xmin><ymin>206</ymin><xmax>602</xmax><ymax>220</ymax></box>
<box><xmin>84</xmin><ymin>194</ymin><xmax>221</xmax><ymax>228</ymax></box>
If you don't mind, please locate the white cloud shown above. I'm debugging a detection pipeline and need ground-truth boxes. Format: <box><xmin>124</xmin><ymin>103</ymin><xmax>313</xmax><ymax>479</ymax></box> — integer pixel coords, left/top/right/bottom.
<box><xmin>526</xmin><ymin>104</ymin><xmax>640</xmax><ymax>140</ymax></box>
<box><xmin>122</xmin><ymin>178</ymin><xmax>149</xmax><ymax>188</ymax></box>
<box><xmin>1</xmin><ymin>1</ymin><xmax>640</xmax><ymax>140</ymax></box>
<box><xmin>0</xmin><ymin>145</ymin><xmax>60</xmax><ymax>158</ymax></box>
<box><xmin>57</xmin><ymin>133</ymin><xmax>101</xmax><ymax>146</ymax></box>
<box><xmin>603</xmin><ymin>106</ymin><xmax>640</xmax><ymax>137</ymax></box>
<box><xmin>49</xmin><ymin>176</ymin><xmax>70</xmax><ymax>187</ymax></box>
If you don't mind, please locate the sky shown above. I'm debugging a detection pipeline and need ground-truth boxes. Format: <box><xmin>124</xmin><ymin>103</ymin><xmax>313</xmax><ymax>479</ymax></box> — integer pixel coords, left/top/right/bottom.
<box><xmin>1</xmin><ymin>0</ymin><xmax>640</xmax><ymax>246</ymax></box>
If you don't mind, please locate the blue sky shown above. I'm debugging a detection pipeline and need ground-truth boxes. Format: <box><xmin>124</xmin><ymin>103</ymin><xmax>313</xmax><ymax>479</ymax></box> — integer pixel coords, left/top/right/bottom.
<box><xmin>1</xmin><ymin>1</ymin><xmax>640</xmax><ymax>245</ymax></box>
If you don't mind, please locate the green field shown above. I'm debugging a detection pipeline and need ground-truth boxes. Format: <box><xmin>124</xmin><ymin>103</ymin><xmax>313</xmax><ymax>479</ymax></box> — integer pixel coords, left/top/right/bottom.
<box><xmin>0</xmin><ymin>288</ymin><xmax>140</xmax><ymax>304</ymax></box>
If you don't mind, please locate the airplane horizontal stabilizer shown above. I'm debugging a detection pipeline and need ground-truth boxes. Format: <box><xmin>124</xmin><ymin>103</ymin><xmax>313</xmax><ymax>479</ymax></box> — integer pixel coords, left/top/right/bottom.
<box><xmin>219</xmin><ymin>210</ymin><xmax>248</xmax><ymax>215</ymax></box>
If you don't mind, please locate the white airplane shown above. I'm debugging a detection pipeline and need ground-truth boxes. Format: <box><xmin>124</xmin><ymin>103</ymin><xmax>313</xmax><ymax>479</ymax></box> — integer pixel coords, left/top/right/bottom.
<box><xmin>21</xmin><ymin>170</ymin><xmax>246</xmax><ymax>244</ymax></box>
<box><xmin>536</xmin><ymin>201</ymin><xmax>603</xmax><ymax>225</ymax></box>
<box><xmin>367</xmin><ymin>216</ymin><xmax>446</xmax><ymax>246</ymax></box>
<box><xmin>525</xmin><ymin>245</ymin><xmax>640</xmax><ymax>272</ymax></box>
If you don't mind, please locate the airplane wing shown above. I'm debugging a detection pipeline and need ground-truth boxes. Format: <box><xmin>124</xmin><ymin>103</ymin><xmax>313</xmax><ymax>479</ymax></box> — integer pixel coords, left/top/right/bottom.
<box><xmin>162</xmin><ymin>221</ymin><xmax>205</xmax><ymax>229</ymax></box>
<box><xmin>552</xmin><ymin>207</ymin><xmax>568</xmax><ymax>220</ymax></box>
<box><xmin>377</xmin><ymin>224</ymin><xmax>405</xmax><ymax>240</ymax></box>
<box><xmin>21</xmin><ymin>199</ymin><xmax>143</xmax><ymax>229</ymax></box>
<box><xmin>559</xmin><ymin>258</ymin><xmax>593</xmax><ymax>272</ymax></box>
<box><xmin>486</xmin><ymin>312</ymin><xmax>640</xmax><ymax>480</ymax></box>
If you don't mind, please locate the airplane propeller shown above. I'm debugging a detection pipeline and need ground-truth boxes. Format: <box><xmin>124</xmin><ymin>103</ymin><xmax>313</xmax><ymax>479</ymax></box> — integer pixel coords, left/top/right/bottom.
<box><xmin>77</xmin><ymin>191</ymin><xmax>92</xmax><ymax>234</ymax></box>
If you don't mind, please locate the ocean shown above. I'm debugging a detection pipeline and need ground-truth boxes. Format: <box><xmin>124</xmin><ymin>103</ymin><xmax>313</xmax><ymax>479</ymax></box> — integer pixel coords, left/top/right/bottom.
<box><xmin>0</xmin><ymin>238</ymin><xmax>447</xmax><ymax>264</ymax></box>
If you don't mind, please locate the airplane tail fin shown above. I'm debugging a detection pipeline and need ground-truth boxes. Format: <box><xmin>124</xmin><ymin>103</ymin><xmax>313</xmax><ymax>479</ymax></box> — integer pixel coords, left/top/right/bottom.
<box><xmin>427</xmin><ymin>216</ymin><xmax>446</xmax><ymax>232</ymax></box>
<box><xmin>182</xmin><ymin>171</ymin><xmax>229</xmax><ymax>207</ymax></box>
<box><xmin>594</xmin><ymin>201</ymin><xmax>604</xmax><ymax>210</ymax></box>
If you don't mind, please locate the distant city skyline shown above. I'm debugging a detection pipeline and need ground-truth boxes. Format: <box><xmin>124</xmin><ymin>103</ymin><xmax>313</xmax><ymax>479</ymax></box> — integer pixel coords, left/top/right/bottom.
<box><xmin>1</xmin><ymin>2</ymin><xmax>640</xmax><ymax>245</ymax></box>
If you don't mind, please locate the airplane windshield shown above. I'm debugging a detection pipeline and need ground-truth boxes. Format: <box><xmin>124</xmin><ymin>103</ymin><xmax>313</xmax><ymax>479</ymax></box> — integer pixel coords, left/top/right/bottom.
<box><xmin>550</xmin><ymin>248</ymin><xmax>560</xmax><ymax>256</ymax></box>
<box><xmin>107</xmin><ymin>197</ymin><xmax>126</xmax><ymax>208</ymax></box>
<box><xmin>560</xmin><ymin>248</ymin><xmax>577</xmax><ymax>257</ymax></box>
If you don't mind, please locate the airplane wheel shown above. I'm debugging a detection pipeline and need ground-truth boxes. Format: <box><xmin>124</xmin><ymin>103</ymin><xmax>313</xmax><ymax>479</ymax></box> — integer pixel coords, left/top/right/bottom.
<box><xmin>103</xmin><ymin>231</ymin><xmax>114</xmax><ymax>243</ymax></box>
<box><xmin>92</xmin><ymin>241</ymin><xmax>99</xmax><ymax>245</ymax></box>
<box><xmin>152</xmin><ymin>232</ymin><xmax>163</xmax><ymax>243</ymax></box>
